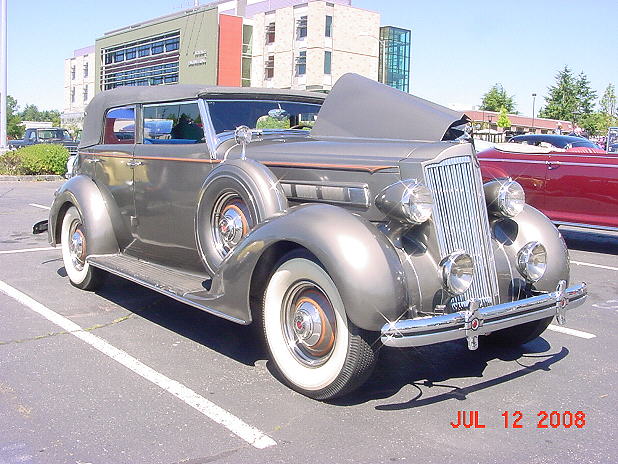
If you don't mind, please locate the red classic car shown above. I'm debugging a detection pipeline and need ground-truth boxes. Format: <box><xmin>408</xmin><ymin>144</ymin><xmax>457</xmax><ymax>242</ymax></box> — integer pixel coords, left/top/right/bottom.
<box><xmin>477</xmin><ymin>134</ymin><xmax>617</xmax><ymax>231</ymax></box>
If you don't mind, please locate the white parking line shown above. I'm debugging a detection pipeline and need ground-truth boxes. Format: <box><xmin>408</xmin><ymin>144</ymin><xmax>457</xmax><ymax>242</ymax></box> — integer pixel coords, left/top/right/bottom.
<box><xmin>0</xmin><ymin>247</ymin><xmax>56</xmax><ymax>255</ymax></box>
<box><xmin>572</xmin><ymin>261</ymin><xmax>618</xmax><ymax>272</ymax></box>
<box><xmin>547</xmin><ymin>325</ymin><xmax>596</xmax><ymax>339</ymax></box>
<box><xmin>0</xmin><ymin>279</ymin><xmax>276</xmax><ymax>449</ymax></box>
<box><xmin>28</xmin><ymin>203</ymin><xmax>50</xmax><ymax>210</ymax></box>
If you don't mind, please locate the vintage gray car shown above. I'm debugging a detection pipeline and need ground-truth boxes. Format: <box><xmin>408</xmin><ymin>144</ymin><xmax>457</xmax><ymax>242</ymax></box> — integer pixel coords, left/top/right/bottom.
<box><xmin>47</xmin><ymin>74</ymin><xmax>587</xmax><ymax>400</ymax></box>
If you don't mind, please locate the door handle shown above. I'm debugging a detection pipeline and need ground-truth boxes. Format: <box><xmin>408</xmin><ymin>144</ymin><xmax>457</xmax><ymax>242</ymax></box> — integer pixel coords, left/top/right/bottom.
<box><xmin>126</xmin><ymin>160</ymin><xmax>143</xmax><ymax>167</ymax></box>
<box><xmin>547</xmin><ymin>161</ymin><xmax>560</xmax><ymax>170</ymax></box>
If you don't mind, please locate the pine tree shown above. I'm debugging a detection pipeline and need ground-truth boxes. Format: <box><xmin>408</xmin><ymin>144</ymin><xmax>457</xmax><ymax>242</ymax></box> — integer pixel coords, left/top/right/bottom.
<box><xmin>480</xmin><ymin>84</ymin><xmax>516</xmax><ymax>113</ymax></box>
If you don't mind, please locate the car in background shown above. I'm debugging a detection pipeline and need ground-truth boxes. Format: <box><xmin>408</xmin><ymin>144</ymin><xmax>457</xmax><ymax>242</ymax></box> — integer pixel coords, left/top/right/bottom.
<box><xmin>608</xmin><ymin>143</ymin><xmax>618</xmax><ymax>153</ymax></box>
<box><xmin>478</xmin><ymin>139</ymin><xmax>617</xmax><ymax>231</ymax></box>
<box><xmin>508</xmin><ymin>134</ymin><xmax>606</xmax><ymax>153</ymax></box>
<box><xmin>9</xmin><ymin>127</ymin><xmax>79</xmax><ymax>155</ymax></box>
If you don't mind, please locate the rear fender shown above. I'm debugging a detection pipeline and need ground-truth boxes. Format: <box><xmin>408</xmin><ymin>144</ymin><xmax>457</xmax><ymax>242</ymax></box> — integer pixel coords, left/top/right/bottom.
<box><xmin>212</xmin><ymin>203</ymin><xmax>409</xmax><ymax>331</ymax></box>
<box><xmin>49</xmin><ymin>175</ymin><xmax>120</xmax><ymax>255</ymax></box>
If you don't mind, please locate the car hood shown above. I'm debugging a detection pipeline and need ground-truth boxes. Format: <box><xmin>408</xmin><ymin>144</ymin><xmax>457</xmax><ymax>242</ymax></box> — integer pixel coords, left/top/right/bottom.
<box><xmin>311</xmin><ymin>73</ymin><xmax>468</xmax><ymax>142</ymax></box>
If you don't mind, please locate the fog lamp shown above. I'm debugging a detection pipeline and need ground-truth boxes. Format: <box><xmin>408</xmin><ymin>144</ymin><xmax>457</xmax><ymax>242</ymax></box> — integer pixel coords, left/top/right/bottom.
<box><xmin>440</xmin><ymin>251</ymin><xmax>474</xmax><ymax>295</ymax></box>
<box><xmin>517</xmin><ymin>241</ymin><xmax>547</xmax><ymax>282</ymax></box>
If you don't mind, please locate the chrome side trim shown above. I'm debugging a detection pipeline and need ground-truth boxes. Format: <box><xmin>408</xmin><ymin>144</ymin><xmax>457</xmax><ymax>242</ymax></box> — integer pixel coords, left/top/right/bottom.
<box><xmin>281</xmin><ymin>182</ymin><xmax>370</xmax><ymax>208</ymax></box>
<box><xmin>381</xmin><ymin>282</ymin><xmax>587</xmax><ymax>348</ymax></box>
<box><xmin>555</xmin><ymin>221</ymin><xmax>618</xmax><ymax>233</ymax></box>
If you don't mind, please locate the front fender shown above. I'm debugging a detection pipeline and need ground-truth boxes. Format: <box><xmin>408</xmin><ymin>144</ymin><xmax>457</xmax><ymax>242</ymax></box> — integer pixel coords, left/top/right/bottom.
<box><xmin>491</xmin><ymin>204</ymin><xmax>569</xmax><ymax>296</ymax></box>
<box><xmin>49</xmin><ymin>175</ymin><xmax>119</xmax><ymax>255</ymax></box>
<box><xmin>212</xmin><ymin>204</ymin><xmax>409</xmax><ymax>331</ymax></box>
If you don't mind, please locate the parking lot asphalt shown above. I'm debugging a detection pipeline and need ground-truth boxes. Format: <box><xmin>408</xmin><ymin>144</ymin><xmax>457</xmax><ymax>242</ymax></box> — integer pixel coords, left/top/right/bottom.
<box><xmin>1</xmin><ymin>180</ymin><xmax>617</xmax><ymax>464</ymax></box>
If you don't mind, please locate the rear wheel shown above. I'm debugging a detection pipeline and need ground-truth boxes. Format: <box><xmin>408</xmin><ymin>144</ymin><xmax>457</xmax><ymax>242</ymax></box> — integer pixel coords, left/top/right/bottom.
<box><xmin>60</xmin><ymin>206</ymin><xmax>104</xmax><ymax>290</ymax></box>
<box><xmin>485</xmin><ymin>316</ymin><xmax>553</xmax><ymax>346</ymax></box>
<box><xmin>263</xmin><ymin>251</ymin><xmax>377</xmax><ymax>400</ymax></box>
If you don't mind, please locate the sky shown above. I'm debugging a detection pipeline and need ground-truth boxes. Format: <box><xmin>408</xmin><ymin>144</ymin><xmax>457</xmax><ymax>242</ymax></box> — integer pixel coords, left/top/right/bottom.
<box><xmin>6</xmin><ymin>0</ymin><xmax>618</xmax><ymax>116</ymax></box>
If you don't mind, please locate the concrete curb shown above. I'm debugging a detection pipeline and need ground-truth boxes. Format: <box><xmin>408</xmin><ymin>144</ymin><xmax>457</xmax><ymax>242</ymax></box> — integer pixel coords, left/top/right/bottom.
<box><xmin>0</xmin><ymin>175</ymin><xmax>64</xmax><ymax>182</ymax></box>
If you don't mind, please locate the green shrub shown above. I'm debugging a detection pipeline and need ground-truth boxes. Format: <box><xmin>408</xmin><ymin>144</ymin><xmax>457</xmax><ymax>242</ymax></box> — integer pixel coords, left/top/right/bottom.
<box><xmin>0</xmin><ymin>144</ymin><xmax>69</xmax><ymax>175</ymax></box>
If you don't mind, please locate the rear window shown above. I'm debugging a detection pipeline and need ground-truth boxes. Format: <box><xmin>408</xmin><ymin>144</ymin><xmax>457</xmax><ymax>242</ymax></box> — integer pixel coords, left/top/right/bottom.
<box><xmin>104</xmin><ymin>106</ymin><xmax>135</xmax><ymax>144</ymax></box>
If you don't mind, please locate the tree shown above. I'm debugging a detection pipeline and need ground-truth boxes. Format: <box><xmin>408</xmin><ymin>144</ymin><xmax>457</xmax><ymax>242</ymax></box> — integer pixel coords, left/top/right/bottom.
<box><xmin>497</xmin><ymin>107</ymin><xmax>511</xmax><ymax>129</ymax></box>
<box><xmin>19</xmin><ymin>104</ymin><xmax>61</xmax><ymax>127</ymax></box>
<box><xmin>539</xmin><ymin>66</ymin><xmax>597</xmax><ymax>125</ymax></box>
<box><xmin>480</xmin><ymin>84</ymin><xmax>516</xmax><ymax>113</ymax></box>
<box><xmin>7</xmin><ymin>96</ymin><xmax>24</xmax><ymax>139</ymax></box>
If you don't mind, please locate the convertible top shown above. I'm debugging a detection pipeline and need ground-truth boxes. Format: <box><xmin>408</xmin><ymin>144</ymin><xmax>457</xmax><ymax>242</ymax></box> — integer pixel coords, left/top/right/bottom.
<box><xmin>80</xmin><ymin>85</ymin><xmax>325</xmax><ymax>148</ymax></box>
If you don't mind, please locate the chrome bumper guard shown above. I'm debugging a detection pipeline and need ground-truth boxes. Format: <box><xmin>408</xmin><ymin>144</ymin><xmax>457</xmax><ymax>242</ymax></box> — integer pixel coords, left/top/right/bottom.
<box><xmin>381</xmin><ymin>281</ymin><xmax>587</xmax><ymax>350</ymax></box>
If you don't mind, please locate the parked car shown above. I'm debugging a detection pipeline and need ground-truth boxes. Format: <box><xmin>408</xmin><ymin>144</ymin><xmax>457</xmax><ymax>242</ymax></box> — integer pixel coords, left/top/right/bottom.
<box><xmin>44</xmin><ymin>74</ymin><xmax>586</xmax><ymax>399</ymax></box>
<box><xmin>507</xmin><ymin>134</ymin><xmax>605</xmax><ymax>153</ymax></box>
<box><xmin>9</xmin><ymin>127</ymin><xmax>78</xmax><ymax>155</ymax></box>
<box><xmin>608</xmin><ymin>143</ymin><xmax>618</xmax><ymax>153</ymax></box>
<box><xmin>478</xmin><ymin>138</ymin><xmax>617</xmax><ymax>231</ymax></box>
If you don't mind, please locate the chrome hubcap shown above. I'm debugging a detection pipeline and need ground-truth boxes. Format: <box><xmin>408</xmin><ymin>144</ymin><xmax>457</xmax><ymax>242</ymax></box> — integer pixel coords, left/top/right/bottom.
<box><xmin>212</xmin><ymin>193</ymin><xmax>253</xmax><ymax>258</ymax></box>
<box><xmin>283</xmin><ymin>282</ymin><xmax>337</xmax><ymax>367</ymax></box>
<box><xmin>68</xmin><ymin>224</ymin><xmax>86</xmax><ymax>271</ymax></box>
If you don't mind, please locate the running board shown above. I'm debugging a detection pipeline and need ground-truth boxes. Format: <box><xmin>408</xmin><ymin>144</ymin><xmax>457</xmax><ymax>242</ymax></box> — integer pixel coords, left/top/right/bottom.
<box><xmin>87</xmin><ymin>254</ymin><xmax>246</xmax><ymax>324</ymax></box>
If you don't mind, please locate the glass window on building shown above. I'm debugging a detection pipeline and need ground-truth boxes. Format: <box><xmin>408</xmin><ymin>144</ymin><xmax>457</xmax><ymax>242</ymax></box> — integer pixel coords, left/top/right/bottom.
<box><xmin>265</xmin><ymin>55</ymin><xmax>275</xmax><ymax>79</ymax></box>
<box><xmin>325</xmin><ymin>15</ymin><xmax>333</xmax><ymax>37</ymax></box>
<box><xmin>71</xmin><ymin>65</ymin><xmax>75</xmax><ymax>80</ymax></box>
<box><xmin>324</xmin><ymin>51</ymin><xmax>332</xmax><ymax>74</ymax></box>
<box><xmin>114</xmin><ymin>50</ymin><xmax>125</xmax><ymax>63</ymax></box>
<box><xmin>83</xmin><ymin>85</ymin><xmax>88</xmax><ymax>102</ymax></box>
<box><xmin>104</xmin><ymin>106</ymin><xmax>135</xmax><ymax>145</ymax></box>
<box><xmin>296</xmin><ymin>16</ymin><xmax>308</xmax><ymax>39</ymax></box>
<box><xmin>71</xmin><ymin>87</ymin><xmax>75</xmax><ymax>103</ymax></box>
<box><xmin>125</xmin><ymin>48</ymin><xmax>137</xmax><ymax>60</ymax></box>
<box><xmin>142</xmin><ymin>102</ymin><xmax>204</xmax><ymax>144</ymax></box>
<box><xmin>296</xmin><ymin>51</ymin><xmax>307</xmax><ymax>76</ymax></box>
<box><xmin>83</xmin><ymin>62</ymin><xmax>88</xmax><ymax>78</ymax></box>
<box><xmin>138</xmin><ymin>45</ymin><xmax>150</xmax><ymax>57</ymax></box>
<box><xmin>152</xmin><ymin>41</ymin><xmax>164</xmax><ymax>55</ymax></box>
<box><xmin>379</xmin><ymin>26</ymin><xmax>411</xmax><ymax>93</ymax></box>
<box><xmin>265</xmin><ymin>22</ymin><xmax>276</xmax><ymax>44</ymax></box>
<box><xmin>165</xmin><ymin>38</ymin><xmax>179</xmax><ymax>52</ymax></box>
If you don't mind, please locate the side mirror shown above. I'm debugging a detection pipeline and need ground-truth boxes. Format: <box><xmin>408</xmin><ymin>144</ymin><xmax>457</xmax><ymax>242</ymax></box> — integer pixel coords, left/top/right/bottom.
<box><xmin>234</xmin><ymin>125</ymin><xmax>253</xmax><ymax>160</ymax></box>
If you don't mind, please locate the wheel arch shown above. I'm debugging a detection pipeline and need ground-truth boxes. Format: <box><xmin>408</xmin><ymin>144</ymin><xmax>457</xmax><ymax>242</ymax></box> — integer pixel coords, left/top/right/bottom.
<box><xmin>49</xmin><ymin>175</ymin><xmax>120</xmax><ymax>255</ymax></box>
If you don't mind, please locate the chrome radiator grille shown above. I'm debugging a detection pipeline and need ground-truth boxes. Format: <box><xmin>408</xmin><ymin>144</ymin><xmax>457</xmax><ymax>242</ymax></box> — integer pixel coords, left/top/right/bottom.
<box><xmin>424</xmin><ymin>155</ymin><xmax>499</xmax><ymax>308</ymax></box>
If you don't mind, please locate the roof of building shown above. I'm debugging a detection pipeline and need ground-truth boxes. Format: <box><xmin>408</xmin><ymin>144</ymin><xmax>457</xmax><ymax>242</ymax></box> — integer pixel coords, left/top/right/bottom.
<box><xmin>465</xmin><ymin>110</ymin><xmax>574</xmax><ymax>132</ymax></box>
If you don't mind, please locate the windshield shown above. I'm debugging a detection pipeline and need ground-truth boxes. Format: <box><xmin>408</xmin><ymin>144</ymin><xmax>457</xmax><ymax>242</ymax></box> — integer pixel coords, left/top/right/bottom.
<box><xmin>205</xmin><ymin>99</ymin><xmax>322</xmax><ymax>135</ymax></box>
<box><xmin>37</xmin><ymin>129</ymin><xmax>72</xmax><ymax>141</ymax></box>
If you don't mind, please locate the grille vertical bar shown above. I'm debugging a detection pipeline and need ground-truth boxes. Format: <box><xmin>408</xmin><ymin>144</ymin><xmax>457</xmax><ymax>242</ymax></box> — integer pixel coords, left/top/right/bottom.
<box><xmin>424</xmin><ymin>155</ymin><xmax>499</xmax><ymax>308</ymax></box>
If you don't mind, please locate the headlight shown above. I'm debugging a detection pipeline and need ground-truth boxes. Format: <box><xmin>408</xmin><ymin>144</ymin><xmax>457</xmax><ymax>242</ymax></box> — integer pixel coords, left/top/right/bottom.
<box><xmin>375</xmin><ymin>180</ymin><xmax>433</xmax><ymax>225</ymax></box>
<box><xmin>484</xmin><ymin>179</ymin><xmax>525</xmax><ymax>218</ymax></box>
<box><xmin>440</xmin><ymin>251</ymin><xmax>474</xmax><ymax>295</ymax></box>
<box><xmin>517</xmin><ymin>241</ymin><xmax>547</xmax><ymax>282</ymax></box>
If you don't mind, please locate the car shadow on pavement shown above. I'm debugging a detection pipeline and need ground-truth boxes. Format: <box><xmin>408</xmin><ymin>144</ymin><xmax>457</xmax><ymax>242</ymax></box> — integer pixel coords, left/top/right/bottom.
<box><xmin>560</xmin><ymin>228</ymin><xmax>618</xmax><ymax>255</ymax></box>
<box><xmin>91</xmin><ymin>273</ymin><xmax>268</xmax><ymax>366</ymax></box>
<box><xmin>331</xmin><ymin>338</ymin><xmax>569</xmax><ymax>408</ymax></box>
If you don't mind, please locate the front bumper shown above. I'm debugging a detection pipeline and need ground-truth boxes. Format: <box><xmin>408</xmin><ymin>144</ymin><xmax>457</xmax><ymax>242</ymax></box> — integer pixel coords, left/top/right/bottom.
<box><xmin>381</xmin><ymin>281</ymin><xmax>587</xmax><ymax>350</ymax></box>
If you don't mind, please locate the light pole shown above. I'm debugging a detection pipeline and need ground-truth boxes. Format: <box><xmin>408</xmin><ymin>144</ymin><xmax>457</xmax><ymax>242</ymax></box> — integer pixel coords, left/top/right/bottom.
<box><xmin>1</xmin><ymin>0</ymin><xmax>7</xmax><ymax>150</ymax></box>
<box><xmin>531</xmin><ymin>93</ymin><xmax>537</xmax><ymax>134</ymax></box>
<box><xmin>359</xmin><ymin>33</ymin><xmax>387</xmax><ymax>86</ymax></box>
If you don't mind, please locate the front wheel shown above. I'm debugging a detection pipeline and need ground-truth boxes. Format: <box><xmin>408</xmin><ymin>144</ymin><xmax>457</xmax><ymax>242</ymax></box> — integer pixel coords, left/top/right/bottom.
<box><xmin>263</xmin><ymin>251</ymin><xmax>377</xmax><ymax>400</ymax></box>
<box><xmin>60</xmin><ymin>206</ymin><xmax>105</xmax><ymax>290</ymax></box>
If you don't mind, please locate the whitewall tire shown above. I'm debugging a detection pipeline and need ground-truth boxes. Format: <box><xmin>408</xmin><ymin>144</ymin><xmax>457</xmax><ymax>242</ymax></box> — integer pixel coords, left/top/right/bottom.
<box><xmin>60</xmin><ymin>206</ymin><xmax>104</xmax><ymax>290</ymax></box>
<box><xmin>263</xmin><ymin>251</ymin><xmax>377</xmax><ymax>399</ymax></box>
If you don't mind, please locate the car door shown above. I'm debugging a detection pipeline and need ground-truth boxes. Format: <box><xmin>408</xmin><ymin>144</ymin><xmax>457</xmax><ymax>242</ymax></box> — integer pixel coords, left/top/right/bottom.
<box><xmin>131</xmin><ymin>100</ymin><xmax>215</xmax><ymax>271</ymax></box>
<box><xmin>544</xmin><ymin>151</ymin><xmax>618</xmax><ymax>228</ymax></box>
<box><xmin>86</xmin><ymin>106</ymin><xmax>137</xmax><ymax>238</ymax></box>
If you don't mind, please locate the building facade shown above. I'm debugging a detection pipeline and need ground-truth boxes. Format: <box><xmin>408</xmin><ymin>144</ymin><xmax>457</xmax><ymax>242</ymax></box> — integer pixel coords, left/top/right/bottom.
<box><xmin>62</xmin><ymin>46</ymin><xmax>96</xmax><ymax>129</ymax></box>
<box><xmin>250</xmin><ymin>1</ymin><xmax>380</xmax><ymax>92</ymax></box>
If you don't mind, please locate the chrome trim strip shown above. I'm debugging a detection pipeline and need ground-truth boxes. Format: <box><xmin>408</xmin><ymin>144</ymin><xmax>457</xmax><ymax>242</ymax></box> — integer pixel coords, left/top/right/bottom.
<box><xmin>381</xmin><ymin>282</ymin><xmax>587</xmax><ymax>348</ymax></box>
<box><xmin>482</xmin><ymin>158</ymin><xmax>618</xmax><ymax>169</ymax></box>
<box><xmin>555</xmin><ymin>221</ymin><xmax>618</xmax><ymax>232</ymax></box>
<box><xmin>281</xmin><ymin>182</ymin><xmax>370</xmax><ymax>207</ymax></box>
<box><xmin>481</xmin><ymin>158</ymin><xmax>548</xmax><ymax>164</ymax></box>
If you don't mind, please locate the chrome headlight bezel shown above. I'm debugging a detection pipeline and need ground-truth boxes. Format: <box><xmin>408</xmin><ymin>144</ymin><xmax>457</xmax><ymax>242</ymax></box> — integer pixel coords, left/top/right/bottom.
<box><xmin>375</xmin><ymin>179</ymin><xmax>434</xmax><ymax>225</ymax></box>
<box><xmin>440</xmin><ymin>251</ymin><xmax>474</xmax><ymax>295</ymax></box>
<box><xmin>517</xmin><ymin>241</ymin><xmax>547</xmax><ymax>283</ymax></box>
<box><xmin>484</xmin><ymin>179</ymin><xmax>526</xmax><ymax>218</ymax></box>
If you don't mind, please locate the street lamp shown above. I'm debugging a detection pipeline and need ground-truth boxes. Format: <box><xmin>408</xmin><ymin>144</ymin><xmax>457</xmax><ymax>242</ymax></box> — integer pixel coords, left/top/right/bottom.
<box><xmin>359</xmin><ymin>33</ymin><xmax>387</xmax><ymax>86</ymax></box>
<box><xmin>531</xmin><ymin>93</ymin><xmax>537</xmax><ymax>134</ymax></box>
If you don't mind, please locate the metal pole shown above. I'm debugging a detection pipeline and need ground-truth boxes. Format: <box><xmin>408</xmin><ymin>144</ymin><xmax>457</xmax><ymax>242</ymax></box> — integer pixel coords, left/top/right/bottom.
<box><xmin>0</xmin><ymin>0</ymin><xmax>7</xmax><ymax>149</ymax></box>
<box><xmin>531</xmin><ymin>93</ymin><xmax>536</xmax><ymax>134</ymax></box>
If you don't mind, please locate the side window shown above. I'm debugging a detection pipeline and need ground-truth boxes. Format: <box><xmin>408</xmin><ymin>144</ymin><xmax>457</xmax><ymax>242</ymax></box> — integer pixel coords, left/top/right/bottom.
<box><xmin>29</xmin><ymin>131</ymin><xmax>37</xmax><ymax>142</ymax></box>
<box><xmin>142</xmin><ymin>102</ymin><xmax>204</xmax><ymax>144</ymax></box>
<box><xmin>104</xmin><ymin>106</ymin><xmax>135</xmax><ymax>144</ymax></box>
